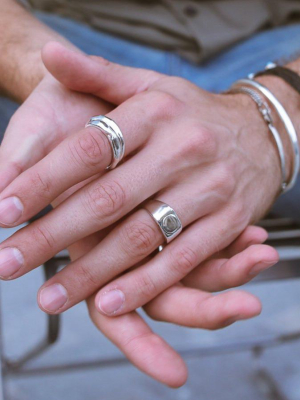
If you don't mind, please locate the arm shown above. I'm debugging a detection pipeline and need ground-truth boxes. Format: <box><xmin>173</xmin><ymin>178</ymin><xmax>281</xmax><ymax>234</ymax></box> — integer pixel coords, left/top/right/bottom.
<box><xmin>0</xmin><ymin>0</ymin><xmax>72</xmax><ymax>101</ymax></box>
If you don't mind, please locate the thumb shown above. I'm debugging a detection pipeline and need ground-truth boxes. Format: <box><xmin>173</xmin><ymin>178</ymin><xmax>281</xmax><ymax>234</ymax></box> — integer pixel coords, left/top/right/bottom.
<box><xmin>42</xmin><ymin>41</ymin><xmax>162</xmax><ymax>105</ymax></box>
<box><xmin>0</xmin><ymin>99</ymin><xmax>48</xmax><ymax>193</ymax></box>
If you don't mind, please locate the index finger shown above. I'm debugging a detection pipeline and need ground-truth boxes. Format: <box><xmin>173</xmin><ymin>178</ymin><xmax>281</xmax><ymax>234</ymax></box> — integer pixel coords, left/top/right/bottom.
<box><xmin>69</xmin><ymin>232</ymin><xmax>187</xmax><ymax>388</ymax></box>
<box><xmin>87</xmin><ymin>298</ymin><xmax>187</xmax><ymax>388</ymax></box>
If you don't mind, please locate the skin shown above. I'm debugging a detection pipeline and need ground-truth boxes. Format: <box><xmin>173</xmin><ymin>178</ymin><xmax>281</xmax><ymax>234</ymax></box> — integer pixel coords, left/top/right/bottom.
<box><xmin>0</xmin><ymin>2</ymin><xmax>292</xmax><ymax>386</ymax></box>
<box><xmin>0</xmin><ymin>44</ymin><xmax>283</xmax><ymax>313</ymax></box>
<box><xmin>0</xmin><ymin>43</ymin><xmax>280</xmax><ymax>385</ymax></box>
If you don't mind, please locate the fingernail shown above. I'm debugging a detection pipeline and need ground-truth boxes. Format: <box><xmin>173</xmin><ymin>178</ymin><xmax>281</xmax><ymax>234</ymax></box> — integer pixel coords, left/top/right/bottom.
<box><xmin>98</xmin><ymin>289</ymin><xmax>125</xmax><ymax>315</ymax></box>
<box><xmin>0</xmin><ymin>197</ymin><xmax>23</xmax><ymax>225</ymax></box>
<box><xmin>0</xmin><ymin>247</ymin><xmax>24</xmax><ymax>278</ymax></box>
<box><xmin>249</xmin><ymin>259</ymin><xmax>277</xmax><ymax>276</ymax></box>
<box><xmin>39</xmin><ymin>284</ymin><xmax>68</xmax><ymax>312</ymax></box>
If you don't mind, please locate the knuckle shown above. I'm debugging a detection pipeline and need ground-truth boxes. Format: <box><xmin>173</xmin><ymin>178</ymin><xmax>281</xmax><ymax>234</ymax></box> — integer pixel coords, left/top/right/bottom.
<box><xmin>30</xmin><ymin>223</ymin><xmax>56</xmax><ymax>253</ymax></box>
<box><xmin>121</xmin><ymin>220</ymin><xmax>157</xmax><ymax>257</ymax></box>
<box><xmin>69</xmin><ymin>129</ymin><xmax>109</xmax><ymax>170</ymax></box>
<box><xmin>75</xmin><ymin>262</ymin><xmax>99</xmax><ymax>288</ymax></box>
<box><xmin>144</xmin><ymin>90</ymin><xmax>182</xmax><ymax>120</ymax></box>
<box><xmin>169</xmin><ymin>245</ymin><xmax>198</xmax><ymax>276</ymax></box>
<box><xmin>85</xmin><ymin>180</ymin><xmax>126</xmax><ymax>219</ymax></box>
<box><xmin>135</xmin><ymin>272</ymin><xmax>157</xmax><ymax>299</ymax></box>
<box><xmin>194</xmin><ymin>128</ymin><xmax>217</xmax><ymax>155</ymax></box>
<box><xmin>177</xmin><ymin>127</ymin><xmax>217</xmax><ymax>165</ymax></box>
<box><xmin>28</xmin><ymin>170</ymin><xmax>52</xmax><ymax>199</ymax></box>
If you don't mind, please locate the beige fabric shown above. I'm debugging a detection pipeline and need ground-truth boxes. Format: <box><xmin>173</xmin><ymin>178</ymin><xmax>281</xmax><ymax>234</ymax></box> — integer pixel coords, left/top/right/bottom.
<box><xmin>28</xmin><ymin>0</ymin><xmax>300</xmax><ymax>63</ymax></box>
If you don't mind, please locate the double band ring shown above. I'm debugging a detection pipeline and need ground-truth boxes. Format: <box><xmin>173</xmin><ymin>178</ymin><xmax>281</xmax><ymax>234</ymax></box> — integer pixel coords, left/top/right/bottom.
<box><xmin>85</xmin><ymin>115</ymin><xmax>125</xmax><ymax>169</ymax></box>
<box><xmin>144</xmin><ymin>200</ymin><xmax>182</xmax><ymax>244</ymax></box>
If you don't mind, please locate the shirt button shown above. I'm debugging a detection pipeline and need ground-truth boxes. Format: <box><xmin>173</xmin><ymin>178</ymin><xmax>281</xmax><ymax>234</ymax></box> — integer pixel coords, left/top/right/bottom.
<box><xmin>183</xmin><ymin>5</ymin><xmax>198</xmax><ymax>17</ymax></box>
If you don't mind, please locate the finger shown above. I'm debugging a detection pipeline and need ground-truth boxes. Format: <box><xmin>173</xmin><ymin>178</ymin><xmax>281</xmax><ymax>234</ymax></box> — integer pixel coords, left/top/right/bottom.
<box><xmin>48</xmin><ymin>162</ymin><xmax>187</xmax><ymax>387</ymax></box>
<box><xmin>94</xmin><ymin>209</ymin><xmax>244</xmax><ymax>316</ymax></box>
<box><xmin>88</xmin><ymin>297</ymin><xmax>187</xmax><ymax>387</ymax></box>
<box><xmin>144</xmin><ymin>285</ymin><xmax>262</xmax><ymax>329</ymax></box>
<box><xmin>182</xmin><ymin>244</ymin><xmax>279</xmax><ymax>292</ymax></box>
<box><xmin>67</xmin><ymin>230</ymin><xmax>187</xmax><ymax>387</ymax></box>
<box><xmin>42</xmin><ymin>41</ymin><xmax>162</xmax><ymax>105</ymax></box>
<box><xmin>221</xmin><ymin>225</ymin><xmax>268</xmax><ymax>258</ymax></box>
<box><xmin>0</xmin><ymin>99</ymin><xmax>153</xmax><ymax>226</ymax></box>
<box><xmin>0</xmin><ymin>137</ymin><xmax>221</xmax><ymax>280</ymax></box>
<box><xmin>35</xmin><ymin>176</ymin><xmax>227</xmax><ymax>314</ymax></box>
<box><xmin>0</xmin><ymin>144</ymin><xmax>172</xmax><ymax>278</ymax></box>
<box><xmin>68</xmin><ymin>235</ymin><xmax>187</xmax><ymax>387</ymax></box>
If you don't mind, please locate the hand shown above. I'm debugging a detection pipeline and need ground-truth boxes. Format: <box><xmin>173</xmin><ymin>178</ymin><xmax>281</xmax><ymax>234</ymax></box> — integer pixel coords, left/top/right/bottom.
<box><xmin>0</xmin><ymin>42</ymin><xmax>279</xmax><ymax>386</ymax></box>
<box><xmin>0</xmin><ymin>43</ymin><xmax>280</xmax><ymax>315</ymax></box>
<box><xmin>71</xmin><ymin>223</ymin><xmax>276</xmax><ymax>387</ymax></box>
<box><xmin>51</xmin><ymin>167</ymin><xmax>276</xmax><ymax>387</ymax></box>
<box><xmin>0</xmin><ymin>59</ymin><xmax>111</xmax><ymax>194</ymax></box>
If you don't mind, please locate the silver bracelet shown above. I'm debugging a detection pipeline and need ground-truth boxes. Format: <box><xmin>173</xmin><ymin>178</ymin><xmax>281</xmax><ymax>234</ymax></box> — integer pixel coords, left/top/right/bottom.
<box><xmin>232</xmin><ymin>79</ymin><xmax>300</xmax><ymax>192</ymax></box>
<box><xmin>228</xmin><ymin>85</ymin><xmax>287</xmax><ymax>192</ymax></box>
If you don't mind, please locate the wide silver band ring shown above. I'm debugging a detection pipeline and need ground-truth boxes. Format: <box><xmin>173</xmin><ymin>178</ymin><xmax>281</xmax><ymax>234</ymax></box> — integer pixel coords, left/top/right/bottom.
<box><xmin>144</xmin><ymin>200</ymin><xmax>182</xmax><ymax>244</ymax></box>
<box><xmin>85</xmin><ymin>115</ymin><xmax>125</xmax><ymax>169</ymax></box>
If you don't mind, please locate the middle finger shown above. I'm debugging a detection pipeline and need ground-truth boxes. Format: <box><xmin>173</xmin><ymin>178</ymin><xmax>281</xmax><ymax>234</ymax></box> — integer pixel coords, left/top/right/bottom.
<box><xmin>0</xmin><ymin>145</ymin><xmax>170</xmax><ymax>279</ymax></box>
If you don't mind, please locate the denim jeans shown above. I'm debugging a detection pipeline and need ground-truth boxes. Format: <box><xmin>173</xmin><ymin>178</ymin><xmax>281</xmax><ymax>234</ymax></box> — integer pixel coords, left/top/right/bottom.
<box><xmin>1</xmin><ymin>12</ymin><xmax>300</xmax><ymax>218</ymax></box>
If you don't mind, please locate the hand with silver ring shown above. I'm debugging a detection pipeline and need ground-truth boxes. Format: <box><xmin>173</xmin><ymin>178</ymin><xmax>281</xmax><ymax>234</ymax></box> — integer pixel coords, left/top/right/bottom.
<box><xmin>0</xmin><ymin>42</ymin><xmax>280</xmax><ymax>316</ymax></box>
<box><xmin>0</xmin><ymin>43</ymin><xmax>281</xmax><ymax>385</ymax></box>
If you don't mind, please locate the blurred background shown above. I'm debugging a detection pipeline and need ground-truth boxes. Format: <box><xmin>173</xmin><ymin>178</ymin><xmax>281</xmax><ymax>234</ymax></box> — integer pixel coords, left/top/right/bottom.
<box><xmin>1</xmin><ymin>221</ymin><xmax>300</xmax><ymax>400</ymax></box>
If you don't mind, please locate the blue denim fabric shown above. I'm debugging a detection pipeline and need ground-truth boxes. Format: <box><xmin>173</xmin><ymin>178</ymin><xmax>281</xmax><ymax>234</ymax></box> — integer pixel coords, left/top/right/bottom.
<box><xmin>1</xmin><ymin>12</ymin><xmax>300</xmax><ymax>218</ymax></box>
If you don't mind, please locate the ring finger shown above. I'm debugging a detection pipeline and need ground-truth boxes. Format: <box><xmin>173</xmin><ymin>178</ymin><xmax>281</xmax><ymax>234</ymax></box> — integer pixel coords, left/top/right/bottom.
<box><xmin>93</xmin><ymin>208</ymin><xmax>246</xmax><ymax>316</ymax></box>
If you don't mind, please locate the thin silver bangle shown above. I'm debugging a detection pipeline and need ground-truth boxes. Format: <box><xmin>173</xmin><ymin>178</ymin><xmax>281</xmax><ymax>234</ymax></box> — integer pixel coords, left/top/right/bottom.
<box><xmin>233</xmin><ymin>79</ymin><xmax>300</xmax><ymax>192</ymax></box>
<box><xmin>228</xmin><ymin>85</ymin><xmax>287</xmax><ymax>192</ymax></box>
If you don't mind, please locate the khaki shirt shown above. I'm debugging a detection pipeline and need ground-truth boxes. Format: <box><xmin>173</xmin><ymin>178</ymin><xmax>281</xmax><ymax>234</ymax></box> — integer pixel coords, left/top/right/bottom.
<box><xmin>28</xmin><ymin>0</ymin><xmax>300</xmax><ymax>63</ymax></box>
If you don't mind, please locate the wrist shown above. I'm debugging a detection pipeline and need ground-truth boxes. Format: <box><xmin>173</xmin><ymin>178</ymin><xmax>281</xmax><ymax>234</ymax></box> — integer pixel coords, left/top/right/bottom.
<box><xmin>225</xmin><ymin>92</ymin><xmax>283</xmax><ymax>207</ymax></box>
<box><xmin>254</xmin><ymin>74</ymin><xmax>299</xmax><ymax>187</ymax></box>
<box><xmin>0</xmin><ymin>0</ymin><xmax>74</xmax><ymax>102</ymax></box>
<box><xmin>0</xmin><ymin>49</ymin><xmax>48</xmax><ymax>103</ymax></box>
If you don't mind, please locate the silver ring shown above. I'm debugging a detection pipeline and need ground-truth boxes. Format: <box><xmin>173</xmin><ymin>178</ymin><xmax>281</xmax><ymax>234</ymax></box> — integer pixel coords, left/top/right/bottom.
<box><xmin>144</xmin><ymin>200</ymin><xmax>182</xmax><ymax>244</ymax></box>
<box><xmin>85</xmin><ymin>115</ymin><xmax>125</xmax><ymax>169</ymax></box>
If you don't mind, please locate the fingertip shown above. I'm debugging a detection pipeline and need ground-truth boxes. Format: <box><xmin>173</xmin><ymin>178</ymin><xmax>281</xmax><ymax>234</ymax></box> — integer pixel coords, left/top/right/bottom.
<box><xmin>42</xmin><ymin>42</ymin><xmax>102</xmax><ymax>95</ymax></box>
<box><xmin>42</xmin><ymin>41</ymin><xmax>68</xmax><ymax>66</ymax></box>
<box><xmin>133</xmin><ymin>335</ymin><xmax>188</xmax><ymax>387</ymax></box>
<box><xmin>253</xmin><ymin>226</ymin><xmax>268</xmax><ymax>243</ymax></box>
<box><xmin>224</xmin><ymin>290</ymin><xmax>262</xmax><ymax>321</ymax></box>
<box><xmin>37</xmin><ymin>283</ymin><xmax>69</xmax><ymax>315</ymax></box>
<box><xmin>96</xmin><ymin>289</ymin><xmax>126</xmax><ymax>316</ymax></box>
<box><xmin>244</xmin><ymin>226</ymin><xmax>268</xmax><ymax>245</ymax></box>
<box><xmin>264</xmin><ymin>245</ymin><xmax>279</xmax><ymax>263</ymax></box>
<box><xmin>167</xmin><ymin>359</ymin><xmax>188</xmax><ymax>388</ymax></box>
<box><xmin>248</xmin><ymin>244</ymin><xmax>279</xmax><ymax>266</ymax></box>
<box><xmin>238</xmin><ymin>291</ymin><xmax>262</xmax><ymax>318</ymax></box>
<box><xmin>42</xmin><ymin>42</ymin><xmax>86</xmax><ymax>85</ymax></box>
